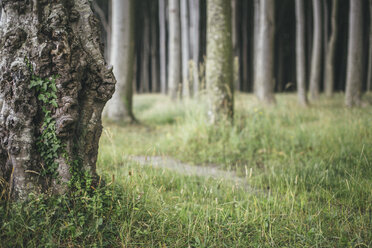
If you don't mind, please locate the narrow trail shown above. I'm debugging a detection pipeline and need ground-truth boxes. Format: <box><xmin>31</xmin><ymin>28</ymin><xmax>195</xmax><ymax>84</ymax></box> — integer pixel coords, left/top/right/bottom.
<box><xmin>129</xmin><ymin>156</ymin><xmax>261</xmax><ymax>193</ymax></box>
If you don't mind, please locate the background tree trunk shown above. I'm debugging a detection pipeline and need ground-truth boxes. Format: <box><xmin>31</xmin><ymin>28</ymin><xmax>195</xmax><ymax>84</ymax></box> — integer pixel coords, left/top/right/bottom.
<box><xmin>105</xmin><ymin>0</ymin><xmax>135</xmax><ymax>122</ymax></box>
<box><xmin>159</xmin><ymin>0</ymin><xmax>167</xmax><ymax>94</ymax></box>
<box><xmin>253</xmin><ymin>0</ymin><xmax>260</xmax><ymax>94</ymax></box>
<box><xmin>295</xmin><ymin>0</ymin><xmax>308</xmax><ymax>106</ymax></box>
<box><xmin>168</xmin><ymin>0</ymin><xmax>182</xmax><ymax>100</ymax></box>
<box><xmin>181</xmin><ymin>0</ymin><xmax>190</xmax><ymax>98</ymax></box>
<box><xmin>324</xmin><ymin>0</ymin><xmax>338</xmax><ymax>97</ymax></box>
<box><xmin>206</xmin><ymin>0</ymin><xmax>233</xmax><ymax>123</ymax></box>
<box><xmin>190</xmin><ymin>0</ymin><xmax>200</xmax><ymax>96</ymax></box>
<box><xmin>0</xmin><ymin>0</ymin><xmax>115</xmax><ymax>199</ymax></box>
<box><xmin>309</xmin><ymin>0</ymin><xmax>322</xmax><ymax>100</ymax></box>
<box><xmin>255</xmin><ymin>0</ymin><xmax>276</xmax><ymax>104</ymax></box>
<box><xmin>367</xmin><ymin>0</ymin><xmax>372</xmax><ymax>92</ymax></box>
<box><xmin>345</xmin><ymin>0</ymin><xmax>363</xmax><ymax>107</ymax></box>
<box><xmin>151</xmin><ymin>0</ymin><xmax>159</xmax><ymax>93</ymax></box>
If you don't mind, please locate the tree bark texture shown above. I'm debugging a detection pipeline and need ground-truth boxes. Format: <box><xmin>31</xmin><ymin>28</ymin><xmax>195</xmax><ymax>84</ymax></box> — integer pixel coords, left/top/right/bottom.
<box><xmin>295</xmin><ymin>0</ymin><xmax>308</xmax><ymax>106</ymax></box>
<box><xmin>309</xmin><ymin>0</ymin><xmax>322</xmax><ymax>100</ymax></box>
<box><xmin>345</xmin><ymin>0</ymin><xmax>363</xmax><ymax>107</ymax></box>
<box><xmin>0</xmin><ymin>0</ymin><xmax>115</xmax><ymax>199</ymax></box>
<box><xmin>254</xmin><ymin>0</ymin><xmax>276</xmax><ymax>104</ymax></box>
<box><xmin>105</xmin><ymin>0</ymin><xmax>135</xmax><ymax>122</ymax></box>
<box><xmin>324</xmin><ymin>0</ymin><xmax>338</xmax><ymax>97</ymax></box>
<box><xmin>168</xmin><ymin>0</ymin><xmax>182</xmax><ymax>100</ymax></box>
<box><xmin>206</xmin><ymin>0</ymin><xmax>233</xmax><ymax>123</ymax></box>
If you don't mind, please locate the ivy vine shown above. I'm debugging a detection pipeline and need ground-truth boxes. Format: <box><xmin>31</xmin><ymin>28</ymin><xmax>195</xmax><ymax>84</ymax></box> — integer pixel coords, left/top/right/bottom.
<box><xmin>26</xmin><ymin>58</ymin><xmax>61</xmax><ymax>179</ymax></box>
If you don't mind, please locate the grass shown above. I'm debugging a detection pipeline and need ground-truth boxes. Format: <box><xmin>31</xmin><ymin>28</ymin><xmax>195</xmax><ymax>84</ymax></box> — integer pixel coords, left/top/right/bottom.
<box><xmin>1</xmin><ymin>93</ymin><xmax>371</xmax><ymax>247</ymax></box>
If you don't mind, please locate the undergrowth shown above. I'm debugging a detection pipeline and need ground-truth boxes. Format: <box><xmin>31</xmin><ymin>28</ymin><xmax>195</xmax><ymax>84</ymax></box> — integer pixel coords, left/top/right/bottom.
<box><xmin>0</xmin><ymin>93</ymin><xmax>371</xmax><ymax>247</ymax></box>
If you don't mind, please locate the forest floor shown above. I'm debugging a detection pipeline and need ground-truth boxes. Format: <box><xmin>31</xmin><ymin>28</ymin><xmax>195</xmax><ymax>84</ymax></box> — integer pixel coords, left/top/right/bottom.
<box><xmin>1</xmin><ymin>93</ymin><xmax>372</xmax><ymax>247</ymax></box>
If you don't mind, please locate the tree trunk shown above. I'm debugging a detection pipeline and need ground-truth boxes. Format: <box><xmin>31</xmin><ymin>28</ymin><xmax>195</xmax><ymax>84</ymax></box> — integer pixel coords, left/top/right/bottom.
<box><xmin>309</xmin><ymin>0</ymin><xmax>322</xmax><ymax>100</ymax></box>
<box><xmin>181</xmin><ymin>0</ymin><xmax>190</xmax><ymax>98</ymax></box>
<box><xmin>324</xmin><ymin>0</ymin><xmax>338</xmax><ymax>97</ymax></box>
<box><xmin>0</xmin><ymin>0</ymin><xmax>115</xmax><ymax>199</ymax></box>
<box><xmin>141</xmin><ymin>9</ymin><xmax>150</xmax><ymax>93</ymax></box>
<box><xmin>295</xmin><ymin>0</ymin><xmax>308</xmax><ymax>106</ymax></box>
<box><xmin>105</xmin><ymin>0</ymin><xmax>135</xmax><ymax>122</ymax></box>
<box><xmin>159</xmin><ymin>0</ymin><xmax>167</xmax><ymax>94</ymax></box>
<box><xmin>345</xmin><ymin>0</ymin><xmax>363</xmax><ymax>107</ymax></box>
<box><xmin>168</xmin><ymin>0</ymin><xmax>182</xmax><ymax>100</ymax></box>
<box><xmin>206</xmin><ymin>0</ymin><xmax>233</xmax><ymax>123</ymax></box>
<box><xmin>242</xmin><ymin>0</ymin><xmax>249</xmax><ymax>92</ymax></box>
<box><xmin>255</xmin><ymin>0</ymin><xmax>276</xmax><ymax>104</ymax></box>
<box><xmin>190</xmin><ymin>0</ymin><xmax>200</xmax><ymax>96</ymax></box>
<box><xmin>253</xmin><ymin>0</ymin><xmax>260</xmax><ymax>94</ymax></box>
<box><xmin>151</xmin><ymin>0</ymin><xmax>159</xmax><ymax>93</ymax></box>
<box><xmin>367</xmin><ymin>0</ymin><xmax>372</xmax><ymax>92</ymax></box>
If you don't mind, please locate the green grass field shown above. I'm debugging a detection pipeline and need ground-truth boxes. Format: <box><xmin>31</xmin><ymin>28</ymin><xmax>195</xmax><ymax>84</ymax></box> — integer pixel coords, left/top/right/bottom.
<box><xmin>1</xmin><ymin>93</ymin><xmax>371</xmax><ymax>247</ymax></box>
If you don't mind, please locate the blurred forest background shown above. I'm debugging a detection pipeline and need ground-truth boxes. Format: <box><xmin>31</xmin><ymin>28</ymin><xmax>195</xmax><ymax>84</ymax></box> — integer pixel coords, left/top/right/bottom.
<box><xmin>92</xmin><ymin>0</ymin><xmax>371</xmax><ymax>101</ymax></box>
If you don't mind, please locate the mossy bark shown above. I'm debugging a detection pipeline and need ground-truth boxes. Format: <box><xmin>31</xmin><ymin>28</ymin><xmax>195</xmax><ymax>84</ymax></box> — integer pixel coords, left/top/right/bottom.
<box><xmin>206</xmin><ymin>0</ymin><xmax>234</xmax><ymax>123</ymax></box>
<box><xmin>0</xmin><ymin>0</ymin><xmax>115</xmax><ymax>199</ymax></box>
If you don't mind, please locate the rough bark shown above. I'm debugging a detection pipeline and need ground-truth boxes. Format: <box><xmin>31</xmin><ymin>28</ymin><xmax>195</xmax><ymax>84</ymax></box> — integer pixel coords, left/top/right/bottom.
<box><xmin>309</xmin><ymin>0</ymin><xmax>322</xmax><ymax>100</ymax></box>
<box><xmin>105</xmin><ymin>0</ymin><xmax>135</xmax><ymax>122</ymax></box>
<box><xmin>159</xmin><ymin>0</ymin><xmax>167</xmax><ymax>94</ymax></box>
<box><xmin>168</xmin><ymin>0</ymin><xmax>182</xmax><ymax>100</ymax></box>
<box><xmin>190</xmin><ymin>0</ymin><xmax>200</xmax><ymax>96</ymax></box>
<box><xmin>295</xmin><ymin>0</ymin><xmax>308</xmax><ymax>106</ymax></box>
<box><xmin>206</xmin><ymin>0</ymin><xmax>233</xmax><ymax>123</ymax></box>
<box><xmin>324</xmin><ymin>0</ymin><xmax>338</xmax><ymax>97</ymax></box>
<box><xmin>0</xmin><ymin>0</ymin><xmax>115</xmax><ymax>199</ymax></box>
<box><xmin>254</xmin><ymin>0</ymin><xmax>276</xmax><ymax>104</ymax></box>
<box><xmin>181</xmin><ymin>0</ymin><xmax>190</xmax><ymax>98</ymax></box>
<box><xmin>345</xmin><ymin>0</ymin><xmax>363</xmax><ymax>107</ymax></box>
<box><xmin>367</xmin><ymin>0</ymin><xmax>372</xmax><ymax>92</ymax></box>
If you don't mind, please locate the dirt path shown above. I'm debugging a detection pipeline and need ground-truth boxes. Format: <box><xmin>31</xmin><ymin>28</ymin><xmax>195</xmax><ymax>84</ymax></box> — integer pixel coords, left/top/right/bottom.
<box><xmin>129</xmin><ymin>156</ymin><xmax>260</xmax><ymax>193</ymax></box>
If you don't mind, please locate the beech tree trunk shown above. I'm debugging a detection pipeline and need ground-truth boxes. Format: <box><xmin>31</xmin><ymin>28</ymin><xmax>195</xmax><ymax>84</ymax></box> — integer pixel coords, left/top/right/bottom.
<box><xmin>0</xmin><ymin>0</ymin><xmax>115</xmax><ymax>199</ymax></box>
<box><xmin>181</xmin><ymin>0</ymin><xmax>190</xmax><ymax>98</ymax></box>
<box><xmin>206</xmin><ymin>0</ymin><xmax>233</xmax><ymax>123</ymax></box>
<box><xmin>159</xmin><ymin>0</ymin><xmax>167</xmax><ymax>94</ymax></box>
<box><xmin>141</xmin><ymin>10</ymin><xmax>150</xmax><ymax>93</ymax></box>
<box><xmin>295</xmin><ymin>0</ymin><xmax>308</xmax><ymax>106</ymax></box>
<box><xmin>151</xmin><ymin>0</ymin><xmax>159</xmax><ymax>93</ymax></box>
<box><xmin>254</xmin><ymin>0</ymin><xmax>276</xmax><ymax>104</ymax></box>
<box><xmin>309</xmin><ymin>0</ymin><xmax>322</xmax><ymax>100</ymax></box>
<box><xmin>253</xmin><ymin>0</ymin><xmax>260</xmax><ymax>94</ymax></box>
<box><xmin>168</xmin><ymin>0</ymin><xmax>182</xmax><ymax>100</ymax></box>
<box><xmin>190</xmin><ymin>0</ymin><xmax>200</xmax><ymax>96</ymax></box>
<box><xmin>367</xmin><ymin>0</ymin><xmax>372</xmax><ymax>92</ymax></box>
<box><xmin>345</xmin><ymin>0</ymin><xmax>363</xmax><ymax>107</ymax></box>
<box><xmin>324</xmin><ymin>0</ymin><xmax>338</xmax><ymax>97</ymax></box>
<box><xmin>105</xmin><ymin>0</ymin><xmax>135</xmax><ymax>122</ymax></box>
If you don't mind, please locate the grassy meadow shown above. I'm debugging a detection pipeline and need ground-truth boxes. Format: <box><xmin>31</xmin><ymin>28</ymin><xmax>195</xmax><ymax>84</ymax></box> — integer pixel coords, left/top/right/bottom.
<box><xmin>1</xmin><ymin>93</ymin><xmax>371</xmax><ymax>247</ymax></box>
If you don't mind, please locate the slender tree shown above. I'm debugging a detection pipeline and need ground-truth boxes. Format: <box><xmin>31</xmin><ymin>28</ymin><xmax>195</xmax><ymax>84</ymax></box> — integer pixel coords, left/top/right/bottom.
<box><xmin>295</xmin><ymin>0</ymin><xmax>308</xmax><ymax>106</ymax></box>
<box><xmin>345</xmin><ymin>0</ymin><xmax>363</xmax><ymax>107</ymax></box>
<box><xmin>309</xmin><ymin>0</ymin><xmax>322</xmax><ymax>100</ymax></box>
<box><xmin>181</xmin><ymin>0</ymin><xmax>190</xmax><ymax>98</ymax></box>
<box><xmin>168</xmin><ymin>0</ymin><xmax>182</xmax><ymax>100</ymax></box>
<box><xmin>0</xmin><ymin>0</ymin><xmax>115</xmax><ymax>199</ymax></box>
<box><xmin>367</xmin><ymin>0</ymin><xmax>372</xmax><ymax>92</ymax></box>
<box><xmin>159</xmin><ymin>0</ymin><xmax>167</xmax><ymax>94</ymax></box>
<box><xmin>254</xmin><ymin>0</ymin><xmax>276</xmax><ymax>104</ymax></box>
<box><xmin>206</xmin><ymin>0</ymin><xmax>234</xmax><ymax>123</ymax></box>
<box><xmin>324</xmin><ymin>0</ymin><xmax>338</xmax><ymax>97</ymax></box>
<box><xmin>105</xmin><ymin>0</ymin><xmax>136</xmax><ymax>122</ymax></box>
<box><xmin>190</xmin><ymin>0</ymin><xmax>201</xmax><ymax>96</ymax></box>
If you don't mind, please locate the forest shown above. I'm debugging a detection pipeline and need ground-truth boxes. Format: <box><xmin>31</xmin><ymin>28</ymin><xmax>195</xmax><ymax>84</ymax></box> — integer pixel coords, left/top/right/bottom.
<box><xmin>0</xmin><ymin>0</ymin><xmax>371</xmax><ymax>247</ymax></box>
